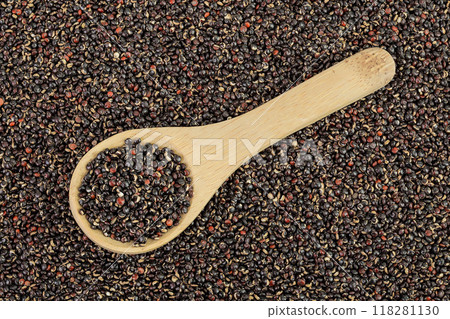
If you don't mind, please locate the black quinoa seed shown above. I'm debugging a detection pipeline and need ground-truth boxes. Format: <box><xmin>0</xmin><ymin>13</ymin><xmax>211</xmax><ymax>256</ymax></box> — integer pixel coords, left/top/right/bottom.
<box><xmin>78</xmin><ymin>140</ymin><xmax>192</xmax><ymax>244</ymax></box>
<box><xmin>0</xmin><ymin>0</ymin><xmax>449</xmax><ymax>301</ymax></box>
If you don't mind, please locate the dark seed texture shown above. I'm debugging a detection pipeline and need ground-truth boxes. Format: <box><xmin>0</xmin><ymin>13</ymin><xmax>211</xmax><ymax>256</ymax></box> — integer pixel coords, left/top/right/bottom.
<box><xmin>78</xmin><ymin>140</ymin><xmax>192</xmax><ymax>244</ymax></box>
<box><xmin>0</xmin><ymin>0</ymin><xmax>448</xmax><ymax>301</ymax></box>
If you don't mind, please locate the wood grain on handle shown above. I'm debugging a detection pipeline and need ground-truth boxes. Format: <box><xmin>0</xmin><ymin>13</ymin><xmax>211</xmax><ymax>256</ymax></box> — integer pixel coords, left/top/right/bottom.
<box><xmin>219</xmin><ymin>47</ymin><xmax>395</xmax><ymax>157</ymax></box>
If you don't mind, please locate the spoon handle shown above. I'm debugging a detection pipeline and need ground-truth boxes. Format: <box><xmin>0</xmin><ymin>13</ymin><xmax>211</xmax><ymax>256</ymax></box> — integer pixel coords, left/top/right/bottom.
<box><xmin>219</xmin><ymin>48</ymin><xmax>395</xmax><ymax>160</ymax></box>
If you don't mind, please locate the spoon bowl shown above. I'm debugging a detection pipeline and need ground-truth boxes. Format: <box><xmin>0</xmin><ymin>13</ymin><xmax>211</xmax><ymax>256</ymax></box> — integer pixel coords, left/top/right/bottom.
<box><xmin>69</xmin><ymin>48</ymin><xmax>395</xmax><ymax>254</ymax></box>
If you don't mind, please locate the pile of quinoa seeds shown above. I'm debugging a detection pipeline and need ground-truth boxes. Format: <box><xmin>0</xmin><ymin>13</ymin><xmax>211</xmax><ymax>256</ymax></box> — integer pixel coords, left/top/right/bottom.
<box><xmin>0</xmin><ymin>0</ymin><xmax>449</xmax><ymax>300</ymax></box>
<box><xmin>79</xmin><ymin>139</ymin><xmax>193</xmax><ymax>244</ymax></box>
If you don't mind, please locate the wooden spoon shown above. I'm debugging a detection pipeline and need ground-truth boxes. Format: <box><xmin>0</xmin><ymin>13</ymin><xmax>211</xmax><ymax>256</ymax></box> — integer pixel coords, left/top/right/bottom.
<box><xmin>69</xmin><ymin>48</ymin><xmax>395</xmax><ymax>254</ymax></box>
